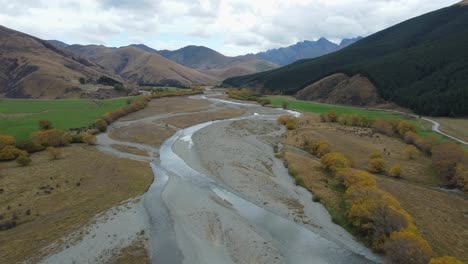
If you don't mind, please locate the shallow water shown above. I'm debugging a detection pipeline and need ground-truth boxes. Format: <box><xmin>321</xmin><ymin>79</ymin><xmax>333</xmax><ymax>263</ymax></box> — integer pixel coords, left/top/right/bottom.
<box><xmin>145</xmin><ymin>105</ymin><xmax>381</xmax><ymax>263</ymax></box>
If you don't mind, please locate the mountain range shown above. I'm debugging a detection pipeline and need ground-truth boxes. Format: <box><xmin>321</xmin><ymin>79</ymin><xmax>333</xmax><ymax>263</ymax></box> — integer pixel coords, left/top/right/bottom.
<box><xmin>224</xmin><ymin>1</ymin><xmax>468</xmax><ymax>116</ymax></box>
<box><xmin>251</xmin><ymin>37</ymin><xmax>362</xmax><ymax>66</ymax></box>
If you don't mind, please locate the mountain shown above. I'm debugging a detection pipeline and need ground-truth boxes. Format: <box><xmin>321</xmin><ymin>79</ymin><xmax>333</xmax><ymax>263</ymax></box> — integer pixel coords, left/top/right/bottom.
<box><xmin>47</xmin><ymin>40</ymin><xmax>69</xmax><ymax>48</ymax></box>
<box><xmin>223</xmin><ymin>3</ymin><xmax>468</xmax><ymax>116</ymax></box>
<box><xmin>157</xmin><ymin>45</ymin><xmax>278</xmax><ymax>79</ymax></box>
<box><xmin>68</xmin><ymin>45</ymin><xmax>218</xmax><ymax>86</ymax></box>
<box><xmin>252</xmin><ymin>37</ymin><xmax>362</xmax><ymax>66</ymax></box>
<box><xmin>0</xmin><ymin>25</ymin><xmax>125</xmax><ymax>99</ymax></box>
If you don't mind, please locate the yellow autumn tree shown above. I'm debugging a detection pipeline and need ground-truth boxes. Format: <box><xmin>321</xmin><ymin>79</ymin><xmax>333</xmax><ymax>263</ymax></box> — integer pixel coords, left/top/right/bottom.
<box><xmin>310</xmin><ymin>139</ymin><xmax>331</xmax><ymax>157</ymax></box>
<box><xmin>397</xmin><ymin>121</ymin><xmax>417</xmax><ymax>137</ymax></box>
<box><xmin>320</xmin><ymin>152</ymin><xmax>351</xmax><ymax>173</ymax></box>
<box><xmin>405</xmin><ymin>145</ymin><xmax>420</xmax><ymax>160</ymax></box>
<box><xmin>368</xmin><ymin>158</ymin><xmax>387</xmax><ymax>173</ymax></box>
<box><xmin>388</xmin><ymin>164</ymin><xmax>402</xmax><ymax>178</ymax></box>
<box><xmin>384</xmin><ymin>229</ymin><xmax>434</xmax><ymax>264</ymax></box>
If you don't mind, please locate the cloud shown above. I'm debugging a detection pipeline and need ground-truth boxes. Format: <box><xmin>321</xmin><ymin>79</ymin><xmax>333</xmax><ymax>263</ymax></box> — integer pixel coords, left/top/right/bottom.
<box><xmin>0</xmin><ymin>0</ymin><xmax>461</xmax><ymax>56</ymax></box>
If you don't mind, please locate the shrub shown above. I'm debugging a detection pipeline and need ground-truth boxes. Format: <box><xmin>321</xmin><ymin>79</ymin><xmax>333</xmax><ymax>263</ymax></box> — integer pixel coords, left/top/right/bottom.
<box><xmin>79</xmin><ymin>77</ymin><xmax>86</xmax><ymax>84</ymax></box>
<box><xmin>404</xmin><ymin>131</ymin><xmax>419</xmax><ymax>144</ymax></box>
<box><xmin>373</xmin><ymin>119</ymin><xmax>395</xmax><ymax>137</ymax></box>
<box><xmin>94</xmin><ymin>119</ymin><xmax>108</xmax><ymax>132</ymax></box>
<box><xmin>370</xmin><ymin>151</ymin><xmax>383</xmax><ymax>159</ymax></box>
<box><xmin>404</xmin><ymin>145</ymin><xmax>420</xmax><ymax>160</ymax></box>
<box><xmin>308</xmin><ymin>139</ymin><xmax>331</xmax><ymax>157</ymax></box>
<box><xmin>384</xmin><ymin>229</ymin><xmax>433</xmax><ymax>264</ymax></box>
<box><xmin>346</xmin><ymin>187</ymin><xmax>413</xmax><ymax>247</ymax></box>
<box><xmin>360</xmin><ymin>116</ymin><xmax>374</xmax><ymax>128</ymax></box>
<box><xmin>47</xmin><ymin>147</ymin><xmax>63</xmax><ymax>160</ymax></box>
<box><xmin>415</xmin><ymin>136</ymin><xmax>436</xmax><ymax>155</ymax></box>
<box><xmin>0</xmin><ymin>134</ymin><xmax>15</xmax><ymax>149</ymax></box>
<box><xmin>282</xmin><ymin>102</ymin><xmax>289</xmax><ymax>109</ymax></box>
<box><xmin>319</xmin><ymin>113</ymin><xmax>328</xmax><ymax>122</ymax></box>
<box><xmin>431</xmin><ymin>142</ymin><xmax>464</xmax><ymax>186</ymax></box>
<box><xmin>16</xmin><ymin>155</ymin><xmax>31</xmax><ymax>166</ymax></box>
<box><xmin>388</xmin><ymin>164</ymin><xmax>402</xmax><ymax>178</ymax></box>
<box><xmin>259</xmin><ymin>99</ymin><xmax>271</xmax><ymax>106</ymax></box>
<box><xmin>368</xmin><ymin>158</ymin><xmax>387</xmax><ymax>173</ymax></box>
<box><xmin>82</xmin><ymin>133</ymin><xmax>97</xmax><ymax>145</ymax></box>
<box><xmin>429</xmin><ymin>256</ymin><xmax>465</xmax><ymax>264</ymax></box>
<box><xmin>320</xmin><ymin>153</ymin><xmax>351</xmax><ymax>173</ymax></box>
<box><xmin>70</xmin><ymin>134</ymin><xmax>84</xmax><ymax>143</ymax></box>
<box><xmin>32</xmin><ymin>129</ymin><xmax>70</xmax><ymax>147</ymax></box>
<box><xmin>285</xmin><ymin>118</ymin><xmax>297</xmax><ymax>130</ymax></box>
<box><xmin>0</xmin><ymin>145</ymin><xmax>27</xmax><ymax>161</ymax></box>
<box><xmin>342</xmin><ymin>170</ymin><xmax>377</xmax><ymax>189</ymax></box>
<box><xmin>348</xmin><ymin>113</ymin><xmax>360</xmax><ymax>126</ymax></box>
<box><xmin>16</xmin><ymin>139</ymin><xmax>45</xmax><ymax>153</ymax></box>
<box><xmin>327</xmin><ymin>110</ymin><xmax>338</xmax><ymax>122</ymax></box>
<box><xmin>455</xmin><ymin>164</ymin><xmax>468</xmax><ymax>192</ymax></box>
<box><xmin>397</xmin><ymin>121</ymin><xmax>417</xmax><ymax>137</ymax></box>
<box><xmin>39</xmin><ymin>120</ymin><xmax>53</xmax><ymax>130</ymax></box>
<box><xmin>338</xmin><ymin>114</ymin><xmax>349</xmax><ymax>125</ymax></box>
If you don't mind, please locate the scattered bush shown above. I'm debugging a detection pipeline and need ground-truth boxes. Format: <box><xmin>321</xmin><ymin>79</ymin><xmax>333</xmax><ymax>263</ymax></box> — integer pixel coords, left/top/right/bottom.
<box><xmin>414</xmin><ymin>136</ymin><xmax>436</xmax><ymax>155</ymax></box>
<box><xmin>47</xmin><ymin>147</ymin><xmax>63</xmax><ymax>160</ymax></box>
<box><xmin>94</xmin><ymin>119</ymin><xmax>108</xmax><ymax>132</ymax></box>
<box><xmin>39</xmin><ymin>120</ymin><xmax>53</xmax><ymax>130</ymax></box>
<box><xmin>320</xmin><ymin>152</ymin><xmax>351</xmax><ymax>173</ymax></box>
<box><xmin>388</xmin><ymin>164</ymin><xmax>402</xmax><ymax>178</ymax></box>
<box><xmin>32</xmin><ymin>129</ymin><xmax>71</xmax><ymax>147</ymax></box>
<box><xmin>397</xmin><ymin>121</ymin><xmax>417</xmax><ymax>136</ymax></box>
<box><xmin>455</xmin><ymin>164</ymin><xmax>468</xmax><ymax>192</ymax></box>
<box><xmin>306</xmin><ymin>139</ymin><xmax>331</xmax><ymax>157</ymax></box>
<box><xmin>70</xmin><ymin>134</ymin><xmax>84</xmax><ymax>143</ymax></box>
<box><xmin>16</xmin><ymin>139</ymin><xmax>45</xmax><ymax>153</ymax></box>
<box><xmin>0</xmin><ymin>134</ymin><xmax>15</xmax><ymax>149</ymax></box>
<box><xmin>368</xmin><ymin>158</ymin><xmax>387</xmax><ymax>173</ymax></box>
<box><xmin>16</xmin><ymin>155</ymin><xmax>31</xmax><ymax>166</ymax></box>
<box><xmin>384</xmin><ymin>229</ymin><xmax>434</xmax><ymax>264</ymax></box>
<box><xmin>0</xmin><ymin>145</ymin><xmax>27</xmax><ymax>161</ymax></box>
<box><xmin>404</xmin><ymin>131</ymin><xmax>419</xmax><ymax>144</ymax></box>
<box><xmin>277</xmin><ymin>115</ymin><xmax>297</xmax><ymax>130</ymax></box>
<box><xmin>282</xmin><ymin>101</ymin><xmax>289</xmax><ymax>109</ymax></box>
<box><xmin>370</xmin><ymin>151</ymin><xmax>383</xmax><ymax>159</ymax></box>
<box><xmin>327</xmin><ymin>110</ymin><xmax>338</xmax><ymax>122</ymax></box>
<box><xmin>226</xmin><ymin>88</ymin><xmax>258</xmax><ymax>101</ymax></box>
<box><xmin>82</xmin><ymin>133</ymin><xmax>97</xmax><ymax>145</ymax></box>
<box><xmin>404</xmin><ymin>145</ymin><xmax>420</xmax><ymax>160</ymax></box>
<box><xmin>431</xmin><ymin>142</ymin><xmax>464</xmax><ymax>187</ymax></box>
<box><xmin>373</xmin><ymin>119</ymin><xmax>395</xmax><ymax>137</ymax></box>
<box><xmin>258</xmin><ymin>98</ymin><xmax>271</xmax><ymax>106</ymax></box>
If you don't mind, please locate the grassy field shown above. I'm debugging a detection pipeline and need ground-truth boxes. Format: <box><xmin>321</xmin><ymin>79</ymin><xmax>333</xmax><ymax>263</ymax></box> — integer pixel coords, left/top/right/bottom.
<box><xmin>268</xmin><ymin>96</ymin><xmax>443</xmax><ymax>140</ymax></box>
<box><xmin>0</xmin><ymin>98</ymin><xmax>130</xmax><ymax>141</ymax></box>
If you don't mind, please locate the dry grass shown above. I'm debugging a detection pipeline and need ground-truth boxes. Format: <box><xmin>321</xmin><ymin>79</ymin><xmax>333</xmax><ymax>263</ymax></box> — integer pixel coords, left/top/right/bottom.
<box><xmin>281</xmin><ymin>112</ymin><xmax>468</xmax><ymax>261</ymax></box>
<box><xmin>433</xmin><ymin>117</ymin><xmax>468</xmax><ymax>143</ymax></box>
<box><xmin>109</xmin><ymin>123</ymin><xmax>176</xmax><ymax>147</ymax></box>
<box><xmin>284</xmin><ymin>151</ymin><xmax>342</xmax><ymax>213</ymax></box>
<box><xmin>376</xmin><ymin>177</ymin><xmax>468</xmax><ymax>261</ymax></box>
<box><xmin>285</xmin><ymin>113</ymin><xmax>439</xmax><ymax>186</ymax></box>
<box><xmin>111</xmin><ymin>144</ymin><xmax>149</xmax><ymax>157</ymax></box>
<box><xmin>119</xmin><ymin>96</ymin><xmax>212</xmax><ymax>121</ymax></box>
<box><xmin>161</xmin><ymin>108</ymin><xmax>245</xmax><ymax>128</ymax></box>
<box><xmin>106</xmin><ymin>238</ymin><xmax>150</xmax><ymax>264</ymax></box>
<box><xmin>0</xmin><ymin>145</ymin><xmax>153</xmax><ymax>263</ymax></box>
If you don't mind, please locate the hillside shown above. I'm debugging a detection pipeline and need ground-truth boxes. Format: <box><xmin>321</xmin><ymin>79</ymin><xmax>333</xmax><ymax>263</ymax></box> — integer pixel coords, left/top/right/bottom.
<box><xmin>253</xmin><ymin>37</ymin><xmax>362</xmax><ymax>66</ymax></box>
<box><xmin>223</xmin><ymin>3</ymin><xmax>468</xmax><ymax>116</ymax></box>
<box><xmin>0</xmin><ymin>26</ymin><xmax>125</xmax><ymax>99</ymax></box>
<box><xmin>157</xmin><ymin>45</ymin><xmax>278</xmax><ymax>79</ymax></box>
<box><xmin>69</xmin><ymin>45</ymin><xmax>218</xmax><ymax>86</ymax></box>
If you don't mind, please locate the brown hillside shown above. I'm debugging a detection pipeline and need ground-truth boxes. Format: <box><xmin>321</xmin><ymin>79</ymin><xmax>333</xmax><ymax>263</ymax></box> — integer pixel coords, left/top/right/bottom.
<box><xmin>157</xmin><ymin>46</ymin><xmax>278</xmax><ymax>79</ymax></box>
<box><xmin>459</xmin><ymin>0</ymin><xmax>468</xmax><ymax>6</ymax></box>
<box><xmin>0</xmin><ymin>25</ymin><xmax>125</xmax><ymax>99</ymax></box>
<box><xmin>296</xmin><ymin>73</ymin><xmax>384</xmax><ymax>106</ymax></box>
<box><xmin>70</xmin><ymin>45</ymin><xmax>219</xmax><ymax>86</ymax></box>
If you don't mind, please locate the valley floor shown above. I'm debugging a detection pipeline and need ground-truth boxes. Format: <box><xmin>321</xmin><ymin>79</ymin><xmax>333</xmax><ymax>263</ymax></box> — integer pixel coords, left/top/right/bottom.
<box><xmin>1</xmin><ymin>92</ymin><xmax>466</xmax><ymax>263</ymax></box>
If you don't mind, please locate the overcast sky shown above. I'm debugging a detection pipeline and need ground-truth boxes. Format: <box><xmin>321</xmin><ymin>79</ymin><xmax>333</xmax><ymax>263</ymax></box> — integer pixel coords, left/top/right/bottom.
<box><xmin>0</xmin><ymin>0</ymin><xmax>461</xmax><ymax>56</ymax></box>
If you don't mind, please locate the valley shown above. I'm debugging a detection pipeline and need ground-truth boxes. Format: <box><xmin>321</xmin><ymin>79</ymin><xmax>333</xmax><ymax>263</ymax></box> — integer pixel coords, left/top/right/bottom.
<box><xmin>1</xmin><ymin>1</ymin><xmax>467</xmax><ymax>264</ymax></box>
